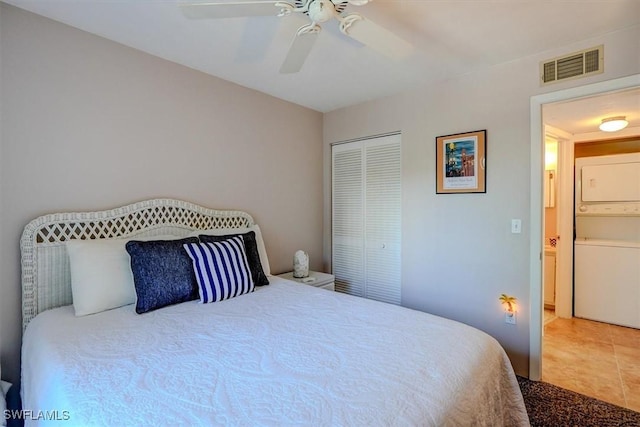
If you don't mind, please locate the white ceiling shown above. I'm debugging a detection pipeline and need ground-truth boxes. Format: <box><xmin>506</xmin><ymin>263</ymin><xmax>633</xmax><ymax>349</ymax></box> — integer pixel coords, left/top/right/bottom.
<box><xmin>545</xmin><ymin>87</ymin><xmax>640</xmax><ymax>136</ymax></box>
<box><xmin>4</xmin><ymin>0</ymin><xmax>640</xmax><ymax>116</ymax></box>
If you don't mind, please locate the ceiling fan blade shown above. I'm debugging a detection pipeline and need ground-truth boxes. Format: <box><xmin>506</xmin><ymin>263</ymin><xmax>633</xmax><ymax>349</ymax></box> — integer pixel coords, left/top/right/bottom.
<box><xmin>180</xmin><ymin>1</ymin><xmax>288</xmax><ymax>19</ymax></box>
<box><xmin>279</xmin><ymin>24</ymin><xmax>320</xmax><ymax>74</ymax></box>
<box><xmin>340</xmin><ymin>14</ymin><xmax>413</xmax><ymax>60</ymax></box>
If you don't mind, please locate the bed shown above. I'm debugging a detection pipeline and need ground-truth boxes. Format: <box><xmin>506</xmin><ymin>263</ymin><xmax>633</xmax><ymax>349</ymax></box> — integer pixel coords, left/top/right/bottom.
<box><xmin>20</xmin><ymin>198</ymin><xmax>530</xmax><ymax>426</ymax></box>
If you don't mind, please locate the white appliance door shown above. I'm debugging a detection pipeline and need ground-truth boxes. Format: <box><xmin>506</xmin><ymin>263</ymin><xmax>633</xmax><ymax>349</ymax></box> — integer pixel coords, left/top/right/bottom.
<box><xmin>574</xmin><ymin>240</ymin><xmax>640</xmax><ymax>329</ymax></box>
<box><xmin>581</xmin><ymin>162</ymin><xmax>640</xmax><ymax>202</ymax></box>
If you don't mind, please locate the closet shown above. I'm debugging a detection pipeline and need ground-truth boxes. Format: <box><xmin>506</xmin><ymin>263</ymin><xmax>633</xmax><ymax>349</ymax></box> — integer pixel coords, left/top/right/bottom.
<box><xmin>331</xmin><ymin>134</ymin><xmax>401</xmax><ymax>305</ymax></box>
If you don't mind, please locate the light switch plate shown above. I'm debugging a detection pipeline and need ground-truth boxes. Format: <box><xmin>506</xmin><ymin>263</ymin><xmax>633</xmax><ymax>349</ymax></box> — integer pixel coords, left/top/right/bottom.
<box><xmin>511</xmin><ymin>219</ymin><xmax>522</xmax><ymax>234</ymax></box>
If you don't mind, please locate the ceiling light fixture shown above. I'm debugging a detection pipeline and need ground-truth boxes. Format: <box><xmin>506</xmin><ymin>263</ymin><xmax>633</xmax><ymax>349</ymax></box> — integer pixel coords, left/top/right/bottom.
<box><xmin>599</xmin><ymin>116</ymin><xmax>629</xmax><ymax>132</ymax></box>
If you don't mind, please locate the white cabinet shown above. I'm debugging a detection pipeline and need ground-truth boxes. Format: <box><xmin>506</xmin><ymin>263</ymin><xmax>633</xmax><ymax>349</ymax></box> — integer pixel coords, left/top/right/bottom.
<box><xmin>544</xmin><ymin>250</ymin><xmax>556</xmax><ymax>308</ymax></box>
<box><xmin>277</xmin><ymin>271</ymin><xmax>335</xmax><ymax>291</ymax></box>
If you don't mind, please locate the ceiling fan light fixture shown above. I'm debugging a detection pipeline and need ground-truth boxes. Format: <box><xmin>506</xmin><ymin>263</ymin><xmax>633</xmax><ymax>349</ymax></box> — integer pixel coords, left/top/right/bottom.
<box><xmin>599</xmin><ymin>116</ymin><xmax>628</xmax><ymax>132</ymax></box>
<box><xmin>308</xmin><ymin>0</ymin><xmax>336</xmax><ymax>23</ymax></box>
<box><xmin>181</xmin><ymin>0</ymin><xmax>412</xmax><ymax>74</ymax></box>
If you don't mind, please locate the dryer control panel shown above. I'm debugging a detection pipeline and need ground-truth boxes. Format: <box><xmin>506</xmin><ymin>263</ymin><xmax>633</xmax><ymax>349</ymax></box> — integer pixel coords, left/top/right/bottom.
<box><xmin>577</xmin><ymin>202</ymin><xmax>640</xmax><ymax>216</ymax></box>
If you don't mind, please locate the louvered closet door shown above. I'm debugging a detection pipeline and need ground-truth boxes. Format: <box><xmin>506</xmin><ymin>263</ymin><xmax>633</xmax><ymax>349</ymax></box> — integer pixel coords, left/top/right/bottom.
<box><xmin>332</xmin><ymin>134</ymin><xmax>401</xmax><ymax>305</ymax></box>
<box><xmin>332</xmin><ymin>141</ymin><xmax>365</xmax><ymax>296</ymax></box>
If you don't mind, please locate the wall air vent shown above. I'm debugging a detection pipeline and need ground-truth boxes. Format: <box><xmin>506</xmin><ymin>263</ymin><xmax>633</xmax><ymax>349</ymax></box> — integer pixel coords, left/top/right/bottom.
<box><xmin>540</xmin><ymin>45</ymin><xmax>603</xmax><ymax>85</ymax></box>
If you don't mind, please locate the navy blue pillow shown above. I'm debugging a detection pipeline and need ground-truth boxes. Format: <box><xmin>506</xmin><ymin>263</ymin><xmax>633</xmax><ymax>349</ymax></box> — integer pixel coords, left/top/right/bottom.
<box><xmin>126</xmin><ymin>237</ymin><xmax>200</xmax><ymax>314</ymax></box>
<box><xmin>199</xmin><ymin>231</ymin><xmax>269</xmax><ymax>287</ymax></box>
<box><xmin>6</xmin><ymin>383</ymin><xmax>23</xmax><ymax>427</ymax></box>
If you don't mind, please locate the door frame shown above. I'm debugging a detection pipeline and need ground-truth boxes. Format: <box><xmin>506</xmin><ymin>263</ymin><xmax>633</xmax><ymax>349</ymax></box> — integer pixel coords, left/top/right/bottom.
<box><xmin>529</xmin><ymin>74</ymin><xmax>640</xmax><ymax>381</ymax></box>
<box><xmin>544</xmin><ymin>125</ymin><xmax>574</xmax><ymax>319</ymax></box>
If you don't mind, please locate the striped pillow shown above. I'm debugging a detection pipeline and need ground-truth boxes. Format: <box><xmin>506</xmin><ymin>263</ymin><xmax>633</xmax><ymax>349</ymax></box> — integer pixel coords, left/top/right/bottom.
<box><xmin>183</xmin><ymin>236</ymin><xmax>255</xmax><ymax>303</ymax></box>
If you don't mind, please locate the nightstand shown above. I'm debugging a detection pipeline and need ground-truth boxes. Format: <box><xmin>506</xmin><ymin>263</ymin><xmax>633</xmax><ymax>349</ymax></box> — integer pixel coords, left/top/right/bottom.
<box><xmin>277</xmin><ymin>271</ymin><xmax>335</xmax><ymax>291</ymax></box>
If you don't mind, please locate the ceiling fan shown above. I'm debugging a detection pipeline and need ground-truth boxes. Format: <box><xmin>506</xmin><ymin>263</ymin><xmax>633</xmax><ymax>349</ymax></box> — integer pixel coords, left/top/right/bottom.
<box><xmin>180</xmin><ymin>0</ymin><xmax>413</xmax><ymax>74</ymax></box>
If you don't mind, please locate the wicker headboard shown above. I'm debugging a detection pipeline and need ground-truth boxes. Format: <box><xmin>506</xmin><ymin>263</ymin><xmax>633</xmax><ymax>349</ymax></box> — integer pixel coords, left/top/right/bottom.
<box><xmin>20</xmin><ymin>198</ymin><xmax>255</xmax><ymax>331</ymax></box>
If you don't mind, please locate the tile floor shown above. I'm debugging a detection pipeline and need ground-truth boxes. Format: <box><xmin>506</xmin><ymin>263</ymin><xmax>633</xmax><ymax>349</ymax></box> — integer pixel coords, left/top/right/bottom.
<box><xmin>542</xmin><ymin>310</ymin><xmax>640</xmax><ymax>412</ymax></box>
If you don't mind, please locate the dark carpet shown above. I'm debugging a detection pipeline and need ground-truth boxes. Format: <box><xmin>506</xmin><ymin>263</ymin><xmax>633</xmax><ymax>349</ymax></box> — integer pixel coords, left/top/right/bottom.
<box><xmin>517</xmin><ymin>376</ymin><xmax>640</xmax><ymax>427</ymax></box>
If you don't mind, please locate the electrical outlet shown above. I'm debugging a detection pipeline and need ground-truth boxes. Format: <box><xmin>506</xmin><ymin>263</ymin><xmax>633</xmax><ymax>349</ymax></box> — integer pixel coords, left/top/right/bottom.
<box><xmin>505</xmin><ymin>311</ymin><xmax>516</xmax><ymax>325</ymax></box>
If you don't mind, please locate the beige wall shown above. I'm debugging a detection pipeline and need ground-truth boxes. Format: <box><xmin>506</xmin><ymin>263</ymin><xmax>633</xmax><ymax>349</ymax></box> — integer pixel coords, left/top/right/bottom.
<box><xmin>323</xmin><ymin>26</ymin><xmax>640</xmax><ymax>376</ymax></box>
<box><xmin>2</xmin><ymin>2</ymin><xmax>638</xmax><ymax>385</ymax></box>
<box><xmin>544</xmin><ymin>206</ymin><xmax>557</xmax><ymax>244</ymax></box>
<box><xmin>0</xmin><ymin>4</ymin><xmax>323</xmax><ymax>383</ymax></box>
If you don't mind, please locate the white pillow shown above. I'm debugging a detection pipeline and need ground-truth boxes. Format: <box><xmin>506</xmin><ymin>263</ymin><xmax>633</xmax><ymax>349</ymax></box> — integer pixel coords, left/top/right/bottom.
<box><xmin>190</xmin><ymin>224</ymin><xmax>271</xmax><ymax>276</ymax></box>
<box><xmin>67</xmin><ymin>239</ymin><xmax>136</xmax><ymax>317</ymax></box>
<box><xmin>0</xmin><ymin>391</ymin><xmax>4</xmax><ymax>427</ymax></box>
<box><xmin>66</xmin><ymin>235</ymin><xmax>182</xmax><ymax>316</ymax></box>
<box><xmin>1</xmin><ymin>376</ymin><xmax>11</xmax><ymax>427</ymax></box>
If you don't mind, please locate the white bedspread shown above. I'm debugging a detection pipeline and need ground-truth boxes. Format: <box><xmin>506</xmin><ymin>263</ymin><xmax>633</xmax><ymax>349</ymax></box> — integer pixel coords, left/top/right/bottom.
<box><xmin>22</xmin><ymin>277</ymin><xmax>529</xmax><ymax>426</ymax></box>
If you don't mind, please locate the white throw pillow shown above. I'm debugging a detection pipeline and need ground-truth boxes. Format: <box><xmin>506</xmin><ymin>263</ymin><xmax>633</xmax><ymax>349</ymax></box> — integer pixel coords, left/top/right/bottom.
<box><xmin>67</xmin><ymin>239</ymin><xmax>137</xmax><ymax>317</ymax></box>
<box><xmin>67</xmin><ymin>235</ymin><xmax>182</xmax><ymax>316</ymax></box>
<box><xmin>1</xmin><ymin>370</ymin><xmax>11</xmax><ymax>427</ymax></box>
<box><xmin>190</xmin><ymin>224</ymin><xmax>271</xmax><ymax>276</ymax></box>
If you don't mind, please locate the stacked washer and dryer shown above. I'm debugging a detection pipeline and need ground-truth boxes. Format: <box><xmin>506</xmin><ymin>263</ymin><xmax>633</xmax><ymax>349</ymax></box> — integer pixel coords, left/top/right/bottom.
<box><xmin>574</xmin><ymin>152</ymin><xmax>640</xmax><ymax>329</ymax></box>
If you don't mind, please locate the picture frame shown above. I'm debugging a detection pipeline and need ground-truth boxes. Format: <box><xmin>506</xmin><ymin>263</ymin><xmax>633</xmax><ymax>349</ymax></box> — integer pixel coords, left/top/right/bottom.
<box><xmin>436</xmin><ymin>129</ymin><xmax>486</xmax><ymax>194</ymax></box>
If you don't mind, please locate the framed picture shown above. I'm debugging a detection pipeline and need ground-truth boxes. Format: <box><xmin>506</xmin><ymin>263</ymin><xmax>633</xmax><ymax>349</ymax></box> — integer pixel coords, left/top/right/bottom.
<box><xmin>436</xmin><ymin>130</ymin><xmax>486</xmax><ymax>194</ymax></box>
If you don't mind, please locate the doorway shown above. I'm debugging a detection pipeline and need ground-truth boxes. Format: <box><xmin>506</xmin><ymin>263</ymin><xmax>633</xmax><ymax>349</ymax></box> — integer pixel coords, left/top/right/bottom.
<box><xmin>542</xmin><ymin>119</ymin><xmax>640</xmax><ymax>410</ymax></box>
<box><xmin>541</xmin><ymin>128</ymin><xmax>574</xmax><ymax>322</ymax></box>
<box><xmin>529</xmin><ymin>74</ymin><xmax>640</xmax><ymax>381</ymax></box>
